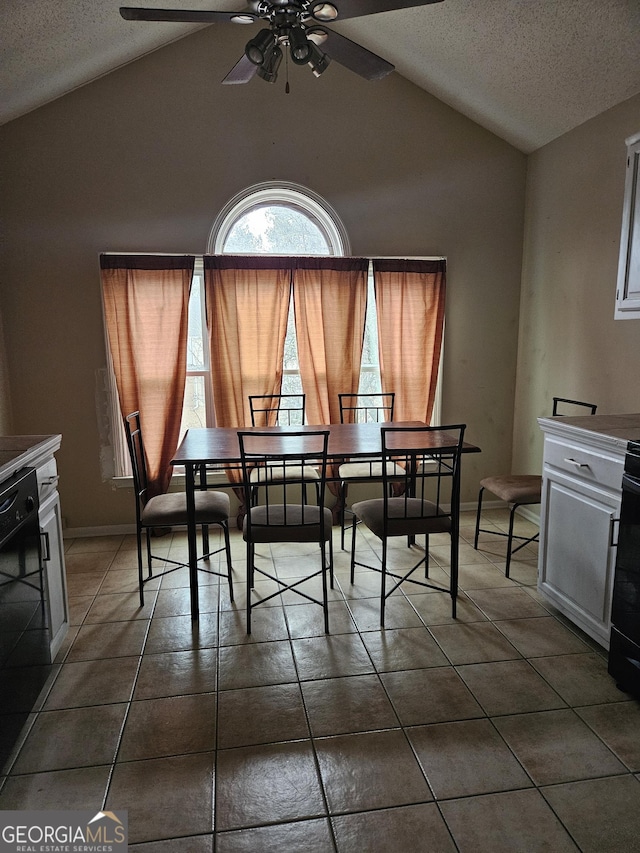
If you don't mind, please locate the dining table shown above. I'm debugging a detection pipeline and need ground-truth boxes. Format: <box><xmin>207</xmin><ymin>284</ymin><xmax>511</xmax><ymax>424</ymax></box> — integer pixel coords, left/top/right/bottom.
<box><xmin>172</xmin><ymin>421</ymin><xmax>481</xmax><ymax>619</ymax></box>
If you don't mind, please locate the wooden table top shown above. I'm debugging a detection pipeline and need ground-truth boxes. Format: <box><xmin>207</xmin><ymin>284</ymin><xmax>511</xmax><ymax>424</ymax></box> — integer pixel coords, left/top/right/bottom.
<box><xmin>172</xmin><ymin>422</ymin><xmax>480</xmax><ymax>466</ymax></box>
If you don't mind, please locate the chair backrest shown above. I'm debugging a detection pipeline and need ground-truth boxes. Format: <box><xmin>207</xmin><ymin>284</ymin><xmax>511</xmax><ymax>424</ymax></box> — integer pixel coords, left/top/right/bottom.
<box><xmin>124</xmin><ymin>411</ymin><xmax>149</xmax><ymax>511</ymax></box>
<box><xmin>552</xmin><ymin>397</ymin><xmax>598</xmax><ymax>416</ymax></box>
<box><xmin>249</xmin><ymin>394</ymin><xmax>306</xmax><ymax>427</ymax></box>
<box><xmin>238</xmin><ymin>429</ymin><xmax>329</xmax><ymax>528</ymax></box>
<box><xmin>339</xmin><ymin>393</ymin><xmax>395</xmax><ymax>424</ymax></box>
<box><xmin>380</xmin><ymin>424</ymin><xmax>466</xmax><ymax>536</ymax></box>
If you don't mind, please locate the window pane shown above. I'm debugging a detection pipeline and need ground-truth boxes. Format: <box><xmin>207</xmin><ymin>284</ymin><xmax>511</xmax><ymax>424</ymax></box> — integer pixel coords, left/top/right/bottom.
<box><xmin>224</xmin><ymin>204</ymin><xmax>331</xmax><ymax>255</ymax></box>
<box><xmin>187</xmin><ymin>276</ymin><xmax>205</xmax><ymax>370</ymax></box>
<box><xmin>179</xmin><ymin>375</ymin><xmax>207</xmax><ymax>441</ymax></box>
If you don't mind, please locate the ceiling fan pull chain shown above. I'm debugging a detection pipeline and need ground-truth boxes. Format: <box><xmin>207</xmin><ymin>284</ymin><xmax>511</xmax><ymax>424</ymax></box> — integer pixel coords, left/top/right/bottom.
<box><xmin>285</xmin><ymin>49</ymin><xmax>290</xmax><ymax>94</ymax></box>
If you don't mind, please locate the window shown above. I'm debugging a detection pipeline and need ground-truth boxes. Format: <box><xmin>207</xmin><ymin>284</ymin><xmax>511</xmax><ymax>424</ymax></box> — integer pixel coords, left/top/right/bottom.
<box><xmin>179</xmin><ymin>182</ymin><xmax>382</xmax><ymax>439</ymax></box>
<box><xmin>102</xmin><ymin>183</ymin><xmax>442</xmax><ymax>480</ymax></box>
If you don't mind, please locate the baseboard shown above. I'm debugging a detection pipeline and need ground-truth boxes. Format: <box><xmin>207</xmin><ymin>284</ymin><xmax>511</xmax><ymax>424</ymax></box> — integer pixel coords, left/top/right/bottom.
<box><xmin>63</xmin><ymin>523</ymin><xmax>136</xmax><ymax>539</ymax></box>
<box><xmin>63</xmin><ymin>501</ymin><xmax>539</xmax><ymax>539</ymax></box>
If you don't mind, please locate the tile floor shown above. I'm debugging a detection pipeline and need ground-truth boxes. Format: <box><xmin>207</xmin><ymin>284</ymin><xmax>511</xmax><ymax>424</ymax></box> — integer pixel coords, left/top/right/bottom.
<box><xmin>1</xmin><ymin>509</ymin><xmax>640</xmax><ymax>852</ymax></box>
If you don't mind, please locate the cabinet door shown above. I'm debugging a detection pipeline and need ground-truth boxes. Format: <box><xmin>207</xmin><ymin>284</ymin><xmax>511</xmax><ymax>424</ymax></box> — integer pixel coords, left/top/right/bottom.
<box><xmin>539</xmin><ymin>469</ymin><xmax>619</xmax><ymax>646</ymax></box>
<box><xmin>39</xmin><ymin>490</ymin><xmax>69</xmax><ymax>659</ymax></box>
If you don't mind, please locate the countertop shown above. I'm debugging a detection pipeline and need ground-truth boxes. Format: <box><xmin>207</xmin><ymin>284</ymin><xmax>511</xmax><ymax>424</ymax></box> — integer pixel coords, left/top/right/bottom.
<box><xmin>0</xmin><ymin>434</ymin><xmax>62</xmax><ymax>482</ymax></box>
<box><xmin>538</xmin><ymin>413</ymin><xmax>640</xmax><ymax>454</ymax></box>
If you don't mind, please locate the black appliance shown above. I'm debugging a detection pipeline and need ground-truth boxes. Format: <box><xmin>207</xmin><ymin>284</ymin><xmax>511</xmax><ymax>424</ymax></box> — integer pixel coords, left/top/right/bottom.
<box><xmin>609</xmin><ymin>440</ymin><xmax>640</xmax><ymax>698</ymax></box>
<box><xmin>0</xmin><ymin>467</ymin><xmax>52</xmax><ymax>771</ymax></box>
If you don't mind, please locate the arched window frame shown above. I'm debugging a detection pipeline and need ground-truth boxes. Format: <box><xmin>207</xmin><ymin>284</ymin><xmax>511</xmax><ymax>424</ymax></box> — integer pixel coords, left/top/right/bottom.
<box><xmin>208</xmin><ymin>181</ymin><xmax>351</xmax><ymax>256</ymax></box>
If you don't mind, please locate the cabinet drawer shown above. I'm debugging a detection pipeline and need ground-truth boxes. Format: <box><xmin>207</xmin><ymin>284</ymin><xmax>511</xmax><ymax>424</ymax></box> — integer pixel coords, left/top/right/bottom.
<box><xmin>543</xmin><ymin>436</ymin><xmax>624</xmax><ymax>491</ymax></box>
<box><xmin>36</xmin><ymin>458</ymin><xmax>59</xmax><ymax>503</ymax></box>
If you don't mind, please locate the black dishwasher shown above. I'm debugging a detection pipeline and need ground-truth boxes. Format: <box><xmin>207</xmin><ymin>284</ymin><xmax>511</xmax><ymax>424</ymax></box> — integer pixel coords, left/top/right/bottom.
<box><xmin>0</xmin><ymin>467</ymin><xmax>51</xmax><ymax>771</ymax></box>
<box><xmin>608</xmin><ymin>440</ymin><xmax>640</xmax><ymax>698</ymax></box>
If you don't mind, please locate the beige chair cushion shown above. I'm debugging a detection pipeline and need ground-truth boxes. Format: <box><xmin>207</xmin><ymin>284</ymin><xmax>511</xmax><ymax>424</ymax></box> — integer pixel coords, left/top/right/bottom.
<box><xmin>480</xmin><ymin>475</ymin><xmax>542</xmax><ymax>505</ymax></box>
<box><xmin>352</xmin><ymin>497</ymin><xmax>452</xmax><ymax>539</ymax></box>
<box><xmin>243</xmin><ymin>504</ymin><xmax>333</xmax><ymax>543</ymax></box>
<box><xmin>249</xmin><ymin>463</ymin><xmax>320</xmax><ymax>484</ymax></box>
<box><xmin>141</xmin><ymin>489</ymin><xmax>230</xmax><ymax>527</ymax></box>
<box><xmin>338</xmin><ymin>460</ymin><xmax>404</xmax><ymax>480</ymax></box>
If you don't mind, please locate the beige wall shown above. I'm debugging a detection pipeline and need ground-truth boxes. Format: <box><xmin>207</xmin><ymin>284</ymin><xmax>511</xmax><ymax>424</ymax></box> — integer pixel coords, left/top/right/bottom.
<box><xmin>0</xmin><ymin>309</ymin><xmax>12</xmax><ymax>434</ymax></box>
<box><xmin>0</xmin><ymin>25</ymin><xmax>526</xmax><ymax>529</ymax></box>
<box><xmin>513</xmin><ymin>92</ymin><xmax>640</xmax><ymax>481</ymax></box>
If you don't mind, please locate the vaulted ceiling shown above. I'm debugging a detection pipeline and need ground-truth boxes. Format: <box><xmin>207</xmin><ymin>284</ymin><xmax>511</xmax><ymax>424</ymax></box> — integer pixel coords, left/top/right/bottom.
<box><xmin>2</xmin><ymin>0</ymin><xmax>639</xmax><ymax>152</ymax></box>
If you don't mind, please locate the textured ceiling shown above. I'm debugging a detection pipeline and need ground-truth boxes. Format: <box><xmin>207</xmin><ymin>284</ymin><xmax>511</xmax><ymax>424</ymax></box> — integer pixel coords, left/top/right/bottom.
<box><xmin>1</xmin><ymin>0</ymin><xmax>639</xmax><ymax>152</ymax></box>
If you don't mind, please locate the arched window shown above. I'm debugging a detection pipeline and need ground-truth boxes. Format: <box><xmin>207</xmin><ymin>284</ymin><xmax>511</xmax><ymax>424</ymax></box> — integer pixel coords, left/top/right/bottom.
<box><xmin>180</xmin><ymin>184</ymin><xmax>381</xmax><ymax>437</ymax></box>
<box><xmin>208</xmin><ymin>182</ymin><xmax>349</xmax><ymax>255</ymax></box>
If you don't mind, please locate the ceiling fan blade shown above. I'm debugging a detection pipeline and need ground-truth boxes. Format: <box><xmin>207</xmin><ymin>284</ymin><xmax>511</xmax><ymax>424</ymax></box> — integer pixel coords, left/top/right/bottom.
<box><xmin>222</xmin><ymin>54</ymin><xmax>259</xmax><ymax>84</ymax></box>
<box><xmin>320</xmin><ymin>0</ymin><xmax>444</xmax><ymax>22</ymax></box>
<box><xmin>120</xmin><ymin>7</ymin><xmax>257</xmax><ymax>24</ymax></box>
<box><xmin>321</xmin><ymin>29</ymin><xmax>394</xmax><ymax>80</ymax></box>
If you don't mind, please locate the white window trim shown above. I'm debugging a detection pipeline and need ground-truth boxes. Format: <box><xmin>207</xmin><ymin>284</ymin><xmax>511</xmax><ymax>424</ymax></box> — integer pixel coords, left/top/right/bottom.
<box><xmin>208</xmin><ymin>181</ymin><xmax>351</xmax><ymax>256</ymax></box>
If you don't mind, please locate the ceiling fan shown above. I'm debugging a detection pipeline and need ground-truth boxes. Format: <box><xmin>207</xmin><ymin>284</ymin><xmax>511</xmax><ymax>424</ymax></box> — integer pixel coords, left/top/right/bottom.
<box><xmin>120</xmin><ymin>1</ymin><xmax>444</xmax><ymax>87</ymax></box>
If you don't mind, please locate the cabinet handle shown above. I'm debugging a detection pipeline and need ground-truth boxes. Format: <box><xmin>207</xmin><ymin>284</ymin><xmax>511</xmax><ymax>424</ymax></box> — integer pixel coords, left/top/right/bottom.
<box><xmin>610</xmin><ymin>517</ymin><xmax>620</xmax><ymax>548</ymax></box>
<box><xmin>41</xmin><ymin>475</ymin><xmax>59</xmax><ymax>488</ymax></box>
<box><xmin>40</xmin><ymin>531</ymin><xmax>51</xmax><ymax>562</ymax></box>
<box><xmin>563</xmin><ymin>457</ymin><xmax>590</xmax><ymax>469</ymax></box>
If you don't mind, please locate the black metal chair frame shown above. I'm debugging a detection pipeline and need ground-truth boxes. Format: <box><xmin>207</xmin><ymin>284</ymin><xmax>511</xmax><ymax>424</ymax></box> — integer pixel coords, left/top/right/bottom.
<box><xmin>239</xmin><ymin>429</ymin><xmax>334</xmax><ymax>634</ymax></box>
<box><xmin>249</xmin><ymin>393</ymin><xmax>306</xmax><ymax>427</ymax></box>
<box><xmin>474</xmin><ymin>396</ymin><xmax>597</xmax><ymax>576</ymax></box>
<box><xmin>350</xmin><ymin>424</ymin><xmax>466</xmax><ymax>627</ymax></box>
<box><xmin>125</xmin><ymin>411</ymin><xmax>233</xmax><ymax>607</ymax></box>
<box><xmin>337</xmin><ymin>392</ymin><xmax>396</xmax><ymax>551</ymax></box>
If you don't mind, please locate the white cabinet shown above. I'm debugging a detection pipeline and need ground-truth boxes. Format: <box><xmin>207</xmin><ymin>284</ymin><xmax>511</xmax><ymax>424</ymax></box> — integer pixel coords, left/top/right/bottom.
<box><xmin>0</xmin><ymin>434</ymin><xmax>69</xmax><ymax>660</ymax></box>
<box><xmin>537</xmin><ymin>417</ymin><xmax>633</xmax><ymax>648</ymax></box>
<box><xmin>38</xmin><ymin>481</ymin><xmax>68</xmax><ymax>659</ymax></box>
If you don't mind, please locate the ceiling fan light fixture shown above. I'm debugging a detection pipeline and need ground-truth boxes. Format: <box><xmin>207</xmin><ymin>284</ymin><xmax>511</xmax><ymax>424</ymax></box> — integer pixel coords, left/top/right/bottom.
<box><xmin>306</xmin><ymin>26</ymin><xmax>328</xmax><ymax>46</ymax></box>
<box><xmin>307</xmin><ymin>42</ymin><xmax>330</xmax><ymax>77</ymax></box>
<box><xmin>231</xmin><ymin>15</ymin><xmax>256</xmax><ymax>24</ymax></box>
<box><xmin>245</xmin><ymin>27</ymin><xmax>275</xmax><ymax>65</ymax></box>
<box><xmin>288</xmin><ymin>26</ymin><xmax>313</xmax><ymax>64</ymax></box>
<box><xmin>311</xmin><ymin>3</ymin><xmax>338</xmax><ymax>23</ymax></box>
<box><xmin>257</xmin><ymin>44</ymin><xmax>283</xmax><ymax>83</ymax></box>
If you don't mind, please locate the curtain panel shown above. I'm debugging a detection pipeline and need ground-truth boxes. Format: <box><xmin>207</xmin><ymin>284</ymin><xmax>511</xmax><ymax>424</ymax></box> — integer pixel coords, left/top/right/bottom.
<box><xmin>373</xmin><ymin>258</ymin><xmax>446</xmax><ymax>424</ymax></box>
<box><xmin>292</xmin><ymin>257</ymin><xmax>369</xmax><ymax>426</ymax></box>
<box><xmin>100</xmin><ymin>254</ymin><xmax>194</xmax><ymax>497</ymax></box>
<box><xmin>203</xmin><ymin>255</ymin><xmax>292</xmax><ymax>429</ymax></box>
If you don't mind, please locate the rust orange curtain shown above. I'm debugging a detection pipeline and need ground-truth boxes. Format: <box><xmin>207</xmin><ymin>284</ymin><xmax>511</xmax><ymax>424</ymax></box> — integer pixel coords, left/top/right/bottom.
<box><xmin>373</xmin><ymin>259</ymin><xmax>446</xmax><ymax>424</ymax></box>
<box><xmin>292</xmin><ymin>257</ymin><xmax>368</xmax><ymax>425</ymax></box>
<box><xmin>100</xmin><ymin>254</ymin><xmax>193</xmax><ymax>497</ymax></box>
<box><xmin>203</xmin><ymin>256</ymin><xmax>292</xmax><ymax>430</ymax></box>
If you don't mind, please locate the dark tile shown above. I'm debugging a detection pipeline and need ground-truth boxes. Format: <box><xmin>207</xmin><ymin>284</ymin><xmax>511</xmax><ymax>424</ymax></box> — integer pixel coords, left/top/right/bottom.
<box><xmin>456</xmin><ymin>659</ymin><xmax>566</xmax><ymax>715</ymax></box>
<box><xmin>134</xmin><ymin>648</ymin><xmax>218</xmax><ymax>699</ymax></box>
<box><xmin>218</xmin><ymin>640</ymin><xmax>298</xmax><ymax>690</ymax></box>
<box><xmin>333</xmin><ymin>803</ymin><xmax>456</xmax><ymax>853</ymax></box>
<box><xmin>118</xmin><ymin>693</ymin><xmax>217</xmax><ymax>761</ymax></box>
<box><xmin>407</xmin><ymin>718</ymin><xmax>532</xmax><ymax>799</ymax></box>
<box><xmin>106</xmin><ymin>752</ymin><xmax>214</xmax><ymax>845</ymax></box>
<box><xmin>441</xmin><ymin>788</ymin><xmax>579</xmax><ymax>852</ymax></box>
<box><xmin>217</xmin><ymin>684</ymin><xmax>309</xmax><ymax>749</ymax></box>
<box><xmin>291</xmin><ymin>634</ymin><xmax>374</xmax><ymax>680</ymax></box>
<box><xmin>44</xmin><ymin>656</ymin><xmax>139</xmax><ymax>709</ymax></box>
<box><xmin>216</xmin><ymin>819</ymin><xmax>334</xmax><ymax>853</ymax></box>
<box><xmin>301</xmin><ymin>674</ymin><xmax>399</xmax><ymax>736</ymax></box>
<box><xmin>541</xmin><ymin>775</ymin><xmax>640</xmax><ymax>853</ymax></box>
<box><xmin>315</xmin><ymin>729</ymin><xmax>432</xmax><ymax>813</ymax></box>
<box><xmin>493</xmin><ymin>709</ymin><xmax>626</xmax><ymax>785</ymax></box>
<box><xmin>216</xmin><ymin>741</ymin><xmax>325</xmax><ymax>831</ymax></box>
<box><xmin>381</xmin><ymin>667</ymin><xmax>483</xmax><ymax>726</ymax></box>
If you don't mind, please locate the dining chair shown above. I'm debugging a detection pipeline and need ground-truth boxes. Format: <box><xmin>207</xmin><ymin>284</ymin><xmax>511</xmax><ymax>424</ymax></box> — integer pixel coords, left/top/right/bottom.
<box><xmin>249</xmin><ymin>393</ymin><xmax>306</xmax><ymax>427</ymax></box>
<box><xmin>337</xmin><ymin>392</ymin><xmax>401</xmax><ymax>551</ymax></box>
<box><xmin>124</xmin><ymin>411</ymin><xmax>233</xmax><ymax>607</ymax></box>
<box><xmin>474</xmin><ymin>396</ymin><xmax>598</xmax><ymax>576</ymax></box>
<box><xmin>350</xmin><ymin>423</ymin><xmax>466</xmax><ymax>627</ymax></box>
<box><xmin>238</xmin><ymin>429</ymin><xmax>334</xmax><ymax>634</ymax></box>
<box><xmin>248</xmin><ymin>393</ymin><xmax>320</xmax><ymax>503</ymax></box>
